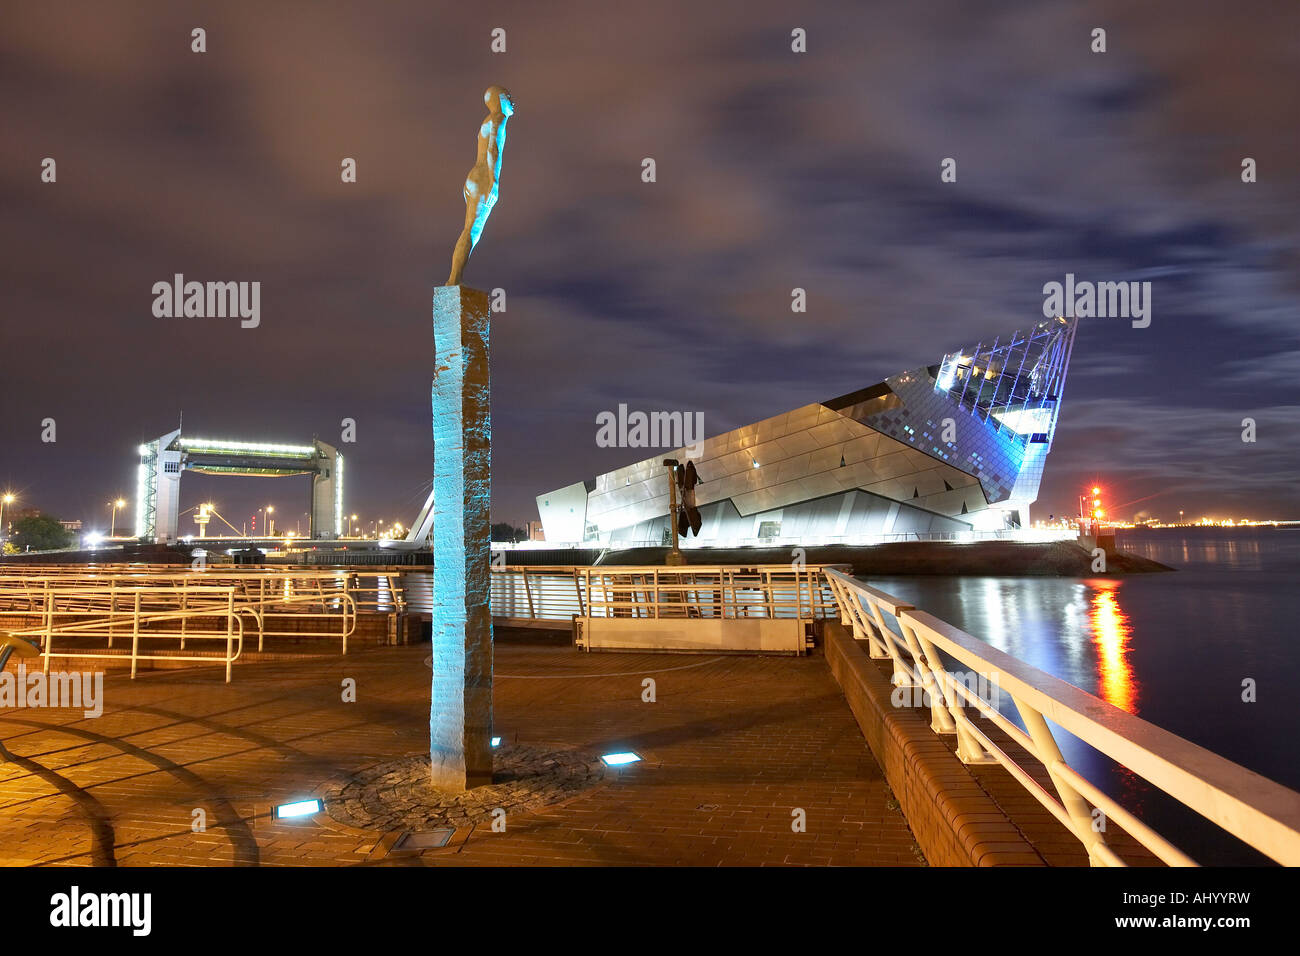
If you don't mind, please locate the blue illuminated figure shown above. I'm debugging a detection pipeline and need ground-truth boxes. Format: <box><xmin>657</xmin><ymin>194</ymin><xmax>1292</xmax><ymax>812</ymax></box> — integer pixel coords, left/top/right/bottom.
<box><xmin>446</xmin><ymin>85</ymin><xmax>514</xmax><ymax>286</ymax></box>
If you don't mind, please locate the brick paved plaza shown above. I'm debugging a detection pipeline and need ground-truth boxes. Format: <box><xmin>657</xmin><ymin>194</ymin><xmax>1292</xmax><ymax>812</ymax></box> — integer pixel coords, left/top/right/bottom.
<box><xmin>0</xmin><ymin>633</ymin><xmax>925</xmax><ymax>867</ymax></box>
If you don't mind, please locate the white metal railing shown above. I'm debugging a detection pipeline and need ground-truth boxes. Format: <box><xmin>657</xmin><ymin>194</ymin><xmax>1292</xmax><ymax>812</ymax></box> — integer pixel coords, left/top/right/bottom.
<box><xmin>0</xmin><ymin>565</ymin><xmax>402</xmax><ymax>616</ymax></box>
<box><xmin>4</xmin><ymin>583</ymin><xmax>247</xmax><ymax>683</ymax></box>
<box><xmin>4</xmin><ymin>562</ymin><xmax>839</xmax><ymax>629</ymax></box>
<box><xmin>823</xmin><ymin>567</ymin><xmax>1300</xmax><ymax>867</ymax></box>
<box><xmin>0</xmin><ymin>571</ymin><xmax>362</xmax><ymax>672</ymax></box>
<box><xmin>487</xmin><ymin>564</ymin><xmax>841</xmax><ymax>625</ymax></box>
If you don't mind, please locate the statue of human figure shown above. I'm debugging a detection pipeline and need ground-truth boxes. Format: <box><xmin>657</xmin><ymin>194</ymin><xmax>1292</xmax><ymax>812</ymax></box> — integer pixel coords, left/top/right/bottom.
<box><xmin>446</xmin><ymin>85</ymin><xmax>514</xmax><ymax>286</ymax></box>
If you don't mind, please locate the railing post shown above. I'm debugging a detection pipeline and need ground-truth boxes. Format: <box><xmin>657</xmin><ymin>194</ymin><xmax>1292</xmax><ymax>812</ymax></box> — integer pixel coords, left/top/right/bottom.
<box><xmin>130</xmin><ymin>590</ymin><xmax>141</xmax><ymax>680</ymax></box>
<box><xmin>831</xmin><ymin>576</ymin><xmax>852</xmax><ymax>627</ymax></box>
<box><xmin>342</xmin><ymin>593</ymin><xmax>353</xmax><ymax>655</ymax></box>
<box><xmin>897</xmin><ymin>616</ymin><xmax>959</xmax><ymax>735</ymax></box>
<box><xmin>107</xmin><ymin>580</ymin><xmax>116</xmax><ymax>648</ymax></box>
<box><xmin>841</xmin><ymin>586</ymin><xmax>874</xmax><ymax>648</ymax></box>
<box><xmin>225</xmin><ymin>588</ymin><xmax>235</xmax><ymax>683</ymax></box>
<box><xmin>862</xmin><ymin>604</ymin><xmax>887</xmax><ymax>658</ymax></box>
<box><xmin>914</xmin><ymin>627</ymin><xmax>996</xmax><ymax>763</ymax></box>
<box><xmin>573</xmin><ymin>568</ymin><xmax>585</xmax><ymax>617</ymax></box>
<box><xmin>861</xmin><ymin>601</ymin><xmax>914</xmax><ymax>691</ymax></box>
<box><xmin>41</xmin><ymin>580</ymin><xmax>53</xmax><ymax>676</ymax></box>
<box><xmin>849</xmin><ymin>597</ymin><xmax>989</xmax><ymax>759</ymax></box>
<box><xmin>1016</xmin><ymin>699</ymin><xmax>1111</xmax><ymax>865</ymax></box>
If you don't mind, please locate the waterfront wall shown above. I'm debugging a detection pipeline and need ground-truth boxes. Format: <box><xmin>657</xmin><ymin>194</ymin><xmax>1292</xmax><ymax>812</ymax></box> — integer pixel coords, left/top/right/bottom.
<box><xmin>822</xmin><ymin>621</ymin><xmax>1044</xmax><ymax>866</ymax></box>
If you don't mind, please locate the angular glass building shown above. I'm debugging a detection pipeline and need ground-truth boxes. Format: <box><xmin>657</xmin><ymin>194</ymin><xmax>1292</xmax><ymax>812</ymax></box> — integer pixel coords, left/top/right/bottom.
<box><xmin>537</xmin><ymin>317</ymin><xmax>1077</xmax><ymax>546</ymax></box>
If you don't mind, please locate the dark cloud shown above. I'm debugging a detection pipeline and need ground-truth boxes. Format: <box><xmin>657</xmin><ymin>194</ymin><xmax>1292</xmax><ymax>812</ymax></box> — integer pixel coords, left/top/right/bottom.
<box><xmin>1</xmin><ymin>0</ymin><xmax>1296</xmax><ymax>532</ymax></box>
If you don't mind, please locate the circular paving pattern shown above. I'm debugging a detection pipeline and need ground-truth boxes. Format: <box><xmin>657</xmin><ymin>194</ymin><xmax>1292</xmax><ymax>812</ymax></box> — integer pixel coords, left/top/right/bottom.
<box><xmin>320</xmin><ymin>744</ymin><xmax>607</xmax><ymax>832</ymax></box>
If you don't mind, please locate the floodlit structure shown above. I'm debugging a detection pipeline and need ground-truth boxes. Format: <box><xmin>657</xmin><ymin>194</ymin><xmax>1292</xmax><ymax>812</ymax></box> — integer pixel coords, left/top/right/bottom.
<box><xmin>134</xmin><ymin>429</ymin><xmax>343</xmax><ymax>542</ymax></box>
<box><xmin>537</xmin><ymin>317</ymin><xmax>1078</xmax><ymax>547</ymax></box>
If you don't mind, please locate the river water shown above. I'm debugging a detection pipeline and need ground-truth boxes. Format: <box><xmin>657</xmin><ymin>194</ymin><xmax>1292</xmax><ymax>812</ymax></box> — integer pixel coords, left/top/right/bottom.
<box><xmin>866</xmin><ymin>526</ymin><xmax>1299</xmax><ymax>865</ymax></box>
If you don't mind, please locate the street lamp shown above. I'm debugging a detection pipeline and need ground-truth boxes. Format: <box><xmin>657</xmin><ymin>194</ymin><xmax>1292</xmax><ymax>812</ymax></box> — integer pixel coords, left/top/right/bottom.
<box><xmin>349</xmin><ymin>514</ymin><xmax>358</xmax><ymax>538</ymax></box>
<box><xmin>1078</xmin><ymin>485</ymin><xmax>1105</xmax><ymax>534</ymax></box>
<box><xmin>266</xmin><ymin>505</ymin><xmax>275</xmax><ymax>537</ymax></box>
<box><xmin>109</xmin><ymin>498</ymin><xmax>125</xmax><ymax>538</ymax></box>
<box><xmin>0</xmin><ymin>493</ymin><xmax>14</xmax><ymax>547</ymax></box>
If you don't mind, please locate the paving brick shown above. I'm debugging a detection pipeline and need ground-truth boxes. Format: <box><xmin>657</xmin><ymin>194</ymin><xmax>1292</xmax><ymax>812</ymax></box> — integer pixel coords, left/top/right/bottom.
<box><xmin>0</xmin><ymin>637</ymin><xmax>924</xmax><ymax>867</ymax></box>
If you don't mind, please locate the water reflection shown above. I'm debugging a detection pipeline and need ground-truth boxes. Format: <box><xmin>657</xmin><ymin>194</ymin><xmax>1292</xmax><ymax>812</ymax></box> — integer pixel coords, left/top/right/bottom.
<box><xmin>1087</xmin><ymin>580</ymin><xmax>1138</xmax><ymax>714</ymax></box>
<box><xmin>869</xmin><ymin>529</ymin><xmax>1299</xmax><ymax>863</ymax></box>
<box><xmin>1121</xmin><ymin>528</ymin><xmax>1270</xmax><ymax>572</ymax></box>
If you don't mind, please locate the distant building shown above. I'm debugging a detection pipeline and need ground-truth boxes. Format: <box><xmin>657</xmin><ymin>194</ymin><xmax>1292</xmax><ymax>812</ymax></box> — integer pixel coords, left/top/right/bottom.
<box><xmin>537</xmin><ymin>317</ymin><xmax>1078</xmax><ymax>546</ymax></box>
<box><xmin>525</xmin><ymin>520</ymin><xmax>545</xmax><ymax>542</ymax></box>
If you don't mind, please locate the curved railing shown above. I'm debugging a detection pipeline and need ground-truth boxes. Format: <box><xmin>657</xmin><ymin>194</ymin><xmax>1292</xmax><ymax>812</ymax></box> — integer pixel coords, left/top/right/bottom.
<box><xmin>823</xmin><ymin>567</ymin><xmax>1300</xmax><ymax>867</ymax></box>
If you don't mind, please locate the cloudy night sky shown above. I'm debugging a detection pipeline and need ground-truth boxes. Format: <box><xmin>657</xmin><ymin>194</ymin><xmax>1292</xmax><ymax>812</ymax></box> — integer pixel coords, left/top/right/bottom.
<box><xmin>1</xmin><ymin>0</ymin><xmax>1297</xmax><ymax>534</ymax></box>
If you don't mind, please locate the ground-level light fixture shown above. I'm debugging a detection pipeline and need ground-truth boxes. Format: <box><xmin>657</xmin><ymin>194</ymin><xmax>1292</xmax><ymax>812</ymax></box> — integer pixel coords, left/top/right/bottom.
<box><xmin>600</xmin><ymin>752</ymin><xmax>641</xmax><ymax>767</ymax></box>
<box><xmin>491</xmin><ymin>736</ymin><xmax>502</xmax><ymax>748</ymax></box>
<box><xmin>274</xmin><ymin>798</ymin><xmax>322</xmax><ymax>819</ymax></box>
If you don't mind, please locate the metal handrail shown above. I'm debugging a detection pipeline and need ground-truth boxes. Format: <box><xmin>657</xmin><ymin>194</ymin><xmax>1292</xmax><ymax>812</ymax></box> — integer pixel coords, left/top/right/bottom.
<box><xmin>486</xmin><ymin>564</ymin><xmax>843</xmax><ymax>624</ymax></box>
<box><xmin>823</xmin><ymin>566</ymin><xmax>1300</xmax><ymax>867</ymax></box>
<box><xmin>0</xmin><ymin>577</ymin><xmax>358</xmax><ymax>675</ymax></box>
<box><xmin>5</xmin><ymin>583</ymin><xmax>247</xmax><ymax>683</ymax></box>
<box><xmin>0</xmin><ymin>567</ymin><xmax>403</xmax><ymax>615</ymax></box>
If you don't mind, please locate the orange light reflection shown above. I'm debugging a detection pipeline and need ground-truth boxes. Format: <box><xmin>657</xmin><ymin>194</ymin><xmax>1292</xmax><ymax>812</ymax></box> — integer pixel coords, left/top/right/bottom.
<box><xmin>1089</xmin><ymin>582</ymin><xmax>1138</xmax><ymax>714</ymax></box>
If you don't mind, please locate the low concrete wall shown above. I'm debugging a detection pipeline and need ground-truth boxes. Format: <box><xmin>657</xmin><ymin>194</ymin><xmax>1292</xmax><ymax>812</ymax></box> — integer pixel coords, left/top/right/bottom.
<box><xmin>579</xmin><ymin>616</ymin><xmax>806</xmax><ymax>654</ymax></box>
<box><xmin>822</xmin><ymin>622</ymin><xmax>1044</xmax><ymax>866</ymax></box>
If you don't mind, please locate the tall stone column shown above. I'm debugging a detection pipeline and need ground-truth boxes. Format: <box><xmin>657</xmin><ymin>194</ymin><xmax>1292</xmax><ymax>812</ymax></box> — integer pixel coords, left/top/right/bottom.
<box><xmin>429</xmin><ymin>285</ymin><xmax>493</xmax><ymax>791</ymax></box>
